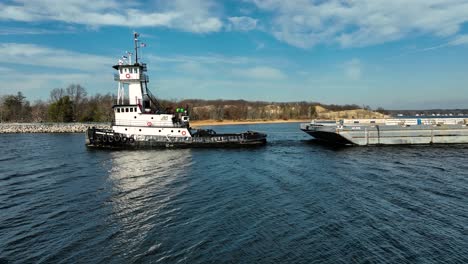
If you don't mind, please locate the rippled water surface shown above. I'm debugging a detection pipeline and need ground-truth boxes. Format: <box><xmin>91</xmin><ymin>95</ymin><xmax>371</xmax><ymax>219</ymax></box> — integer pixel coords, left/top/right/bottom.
<box><xmin>1</xmin><ymin>123</ymin><xmax>467</xmax><ymax>263</ymax></box>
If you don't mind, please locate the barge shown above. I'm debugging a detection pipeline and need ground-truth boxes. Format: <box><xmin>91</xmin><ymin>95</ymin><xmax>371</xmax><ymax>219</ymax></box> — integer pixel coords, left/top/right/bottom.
<box><xmin>300</xmin><ymin>118</ymin><xmax>468</xmax><ymax>146</ymax></box>
<box><xmin>86</xmin><ymin>33</ymin><xmax>266</xmax><ymax>149</ymax></box>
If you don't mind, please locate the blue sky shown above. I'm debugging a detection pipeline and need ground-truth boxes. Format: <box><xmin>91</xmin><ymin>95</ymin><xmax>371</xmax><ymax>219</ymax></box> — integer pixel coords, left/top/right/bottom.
<box><xmin>1</xmin><ymin>0</ymin><xmax>468</xmax><ymax>109</ymax></box>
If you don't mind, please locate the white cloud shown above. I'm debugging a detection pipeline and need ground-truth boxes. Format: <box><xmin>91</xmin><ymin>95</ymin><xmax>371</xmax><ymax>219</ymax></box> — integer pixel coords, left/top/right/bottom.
<box><xmin>448</xmin><ymin>34</ymin><xmax>468</xmax><ymax>46</ymax></box>
<box><xmin>227</xmin><ymin>16</ymin><xmax>258</xmax><ymax>31</ymax></box>
<box><xmin>0</xmin><ymin>71</ymin><xmax>111</xmax><ymax>99</ymax></box>
<box><xmin>256</xmin><ymin>42</ymin><xmax>265</xmax><ymax>50</ymax></box>
<box><xmin>176</xmin><ymin>61</ymin><xmax>212</xmax><ymax>75</ymax></box>
<box><xmin>0</xmin><ymin>66</ymin><xmax>13</xmax><ymax>73</ymax></box>
<box><xmin>343</xmin><ymin>59</ymin><xmax>362</xmax><ymax>81</ymax></box>
<box><xmin>232</xmin><ymin>66</ymin><xmax>286</xmax><ymax>80</ymax></box>
<box><xmin>0</xmin><ymin>0</ymin><xmax>223</xmax><ymax>33</ymax></box>
<box><xmin>0</xmin><ymin>43</ymin><xmax>115</xmax><ymax>71</ymax></box>
<box><xmin>414</xmin><ymin>34</ymin><xmax>468</xmax><ymax>52</ymax></box>
<box><xmin>0</xmin><ymin>27</ymin><xmax>73</xmax><ymax>35</ymax></box>
<box><xmin>249</xmin><ymin>0</ymin><xmax>468</xmax><ymax>48</ymax></box>
<box><xmin>0</xmin><ymin>43</ymin><xmax>117</xmax><ymax>97</ymax></box>
<box><xmin>147</xmin><ymin>54</ymin><xmax>256</xmax><ymax>65</ymax></box>
<box><xmin>0</xmin><ymin>42</ymin><xmax>292</xmax><ymax>99</ymax></box>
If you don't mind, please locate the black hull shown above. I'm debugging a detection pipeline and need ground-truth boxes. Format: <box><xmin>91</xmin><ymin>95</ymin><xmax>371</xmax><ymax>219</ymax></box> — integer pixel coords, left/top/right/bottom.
<box><xmin>86</xmin><ymin>128</ymin><xmax>267</xmax><ymax>149</ymax></box>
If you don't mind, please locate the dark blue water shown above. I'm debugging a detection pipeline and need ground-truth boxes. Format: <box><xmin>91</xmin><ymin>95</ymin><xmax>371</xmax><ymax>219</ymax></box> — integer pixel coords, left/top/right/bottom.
<box><xmin>1</xmin><ymin>123</ymin><xmax>467</xmax><ymax>263</ymax></box>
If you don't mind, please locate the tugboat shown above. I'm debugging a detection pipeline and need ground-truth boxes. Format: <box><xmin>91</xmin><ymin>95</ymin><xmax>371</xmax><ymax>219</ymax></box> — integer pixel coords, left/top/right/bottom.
<box><xmin>86</xmin><ymin>33</ymin><xmax>267</xmax><ymax>149</ymax></box>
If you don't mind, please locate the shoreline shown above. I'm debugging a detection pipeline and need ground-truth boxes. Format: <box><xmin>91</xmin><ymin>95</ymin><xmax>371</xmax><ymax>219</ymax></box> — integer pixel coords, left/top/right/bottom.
<box><xmin>0</xmin><ymin>123</ymin><xmax>111</xmax><ymax>134</ymax></box>
<box><xmin>0</xmin><ymin>119</ymin><xmax>310</xmax><ymax>133</ymax></box>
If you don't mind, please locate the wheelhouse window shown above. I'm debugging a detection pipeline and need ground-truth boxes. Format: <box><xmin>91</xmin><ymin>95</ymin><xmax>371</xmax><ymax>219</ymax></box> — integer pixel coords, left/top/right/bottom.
<box><xmin>126</xmin><ymin>108</ymin><xmax>129</xmax><ymax>112</ymax></box>
<box><xmin>130</xmin><ymin>108</ymin><xmax>133</xmax><ymax>112</ymax></box>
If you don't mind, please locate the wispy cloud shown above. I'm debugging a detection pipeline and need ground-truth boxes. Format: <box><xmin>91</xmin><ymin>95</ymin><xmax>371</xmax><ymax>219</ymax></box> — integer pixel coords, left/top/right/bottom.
<box><xmin>226</xmin><ymin>16</ymin><xmax>258</xmax><ymax>31</ymax></box>
<box><xmin>255</xmin><ymin>41</ymin><xmax>265</xmax><ymax>50</ymax></box>
<box><xmin>147</xmin><ymin>54</ymin><xmax>259</xmax><ymax>65</ymax></box>
<box><xmin>175</xmin><ymin>61</ymin><xmax>212</xmax><ymax>75</ymax></box>
<box><xmin>0</xmin><ymin>43</ymin><xmax>115</xmax><ymax>71</ymax></box>
<box><xmin>248</xmin><ymin>0</ymin><xmax>468</xmax><ymax>48</ymax></box>
<box><xmin>0</xmin><ymin>0</ymin><xmax>223</xmax><ymax>33</ymax></box>
<box><xmin>397</xmin><ymin>34</ymin><xmax>468</xmax><ymax>55</ymax></box>
<box><xmin>448</xmin><ymin>34</ymin><xmax>468</xmax><ymax>46</ymax></box>
<box><xmin>232</xmin><ymin>66</ymin><xmax>286</xmax><ymax>80</ymax></box>
<box><xmin>0</xmin><ymin>72</ymin><xmax>106</xmax><ymax>97</ymax></box>
<box><xmin>0</xmin><ymin>66</ymin><xmax>13</xmax><ymax>73</ymax></box>
<box><xmin>343</xmin><ymin>59</ymin><xmax>362</xmax><ymax>81</ymax></box>
<box><xmin>0</xmin><ymin>27</ymin><xmax>74</xmax><ymax>35</ymax></box>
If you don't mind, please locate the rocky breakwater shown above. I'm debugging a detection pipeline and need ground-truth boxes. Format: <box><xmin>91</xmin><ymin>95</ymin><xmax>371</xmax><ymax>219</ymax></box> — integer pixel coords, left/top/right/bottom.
<box><xmin>0</xmin><ymin>123</ymin><xmax>111</xmax><ymax>133</ymax></box>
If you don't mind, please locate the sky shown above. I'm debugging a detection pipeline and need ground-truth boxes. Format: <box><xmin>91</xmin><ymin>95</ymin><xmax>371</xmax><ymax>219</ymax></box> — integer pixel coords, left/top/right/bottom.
<box><xmin>1</xmin><ymin>0</ymin><xmax>468</xmax><ymax>109</ymax></box>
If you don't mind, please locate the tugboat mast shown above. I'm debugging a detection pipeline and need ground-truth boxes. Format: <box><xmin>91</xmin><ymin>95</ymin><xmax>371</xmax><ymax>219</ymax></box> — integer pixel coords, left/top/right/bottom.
<box><xmin>134</xmin><ymin>32</ymin><xmax>139</xmax><ymax>64</ymax></box>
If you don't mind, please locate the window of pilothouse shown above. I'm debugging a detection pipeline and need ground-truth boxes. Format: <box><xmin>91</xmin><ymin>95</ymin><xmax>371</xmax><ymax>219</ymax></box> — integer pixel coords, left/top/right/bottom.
<box><xmin>126</xmin><ymin>108</ymin><xmax>129</xmax><ymax>112</ymax></box>
<box><xmin>130</xmin><ymin>108</ymin><xmax>133</xmax><ymax>112</ymax></box>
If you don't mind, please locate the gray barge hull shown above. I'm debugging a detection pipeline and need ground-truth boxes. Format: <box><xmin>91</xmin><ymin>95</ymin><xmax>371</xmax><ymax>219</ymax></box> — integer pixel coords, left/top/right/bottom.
<box><xmin>301</xmin><ymin>122</ymin><xmax>468</xmax><ymax>146</ymax></box>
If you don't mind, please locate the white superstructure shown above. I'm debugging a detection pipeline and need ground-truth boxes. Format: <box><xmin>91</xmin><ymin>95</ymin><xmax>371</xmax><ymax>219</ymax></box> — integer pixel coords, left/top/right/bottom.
<box><xmin>111</xmin><ymin>32</ymin><xmax>191</xmax><ymax>138</ymax></box>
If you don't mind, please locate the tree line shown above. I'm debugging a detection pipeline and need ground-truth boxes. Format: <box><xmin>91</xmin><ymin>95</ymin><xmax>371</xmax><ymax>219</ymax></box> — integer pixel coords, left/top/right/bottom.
<box><xmin>0</xmin><ymin>85</ymin><xmax>114</xmax><ymax>122</ymax></box>
<box><xmin>1</xmin><ymin>84</ymin><xmax>371</xmax><ymax>123</ymax></box>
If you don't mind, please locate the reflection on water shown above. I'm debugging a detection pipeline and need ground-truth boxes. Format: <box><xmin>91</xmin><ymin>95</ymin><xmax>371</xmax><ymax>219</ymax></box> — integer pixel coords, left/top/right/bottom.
<box><xmin>1</xmin><ymin>126</ymin><xmax>468</xmax><ymax>263</ymax></box>
<box><xmin>109</xmin><ymin>149</ymin><xmax>193</xmax><ymax>193</ymax></box>
<box><xmin>107</xmin><ymin>150</ymin><xmax>194</xmax><ymax>256</ymax></box>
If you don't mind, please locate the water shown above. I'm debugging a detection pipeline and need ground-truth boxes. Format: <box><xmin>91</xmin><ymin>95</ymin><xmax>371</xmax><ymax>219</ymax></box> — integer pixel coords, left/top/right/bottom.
<box><xmin>1</xmin><ymin>123</ymin><xmax>467</xmax><ymax>263</ymax></box>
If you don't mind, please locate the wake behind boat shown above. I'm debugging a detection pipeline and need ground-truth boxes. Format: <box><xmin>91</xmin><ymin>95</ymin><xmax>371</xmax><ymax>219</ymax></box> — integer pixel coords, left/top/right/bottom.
<box><xmin>85</xmin><ymin>33</ymin><xmax>266</xmax><ymax>149</ymax></box>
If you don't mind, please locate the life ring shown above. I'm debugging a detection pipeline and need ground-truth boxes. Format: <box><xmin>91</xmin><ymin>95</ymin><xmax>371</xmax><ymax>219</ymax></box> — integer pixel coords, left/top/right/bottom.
<box><xmin>181</xmin><ymin>131</ymin><xmax>186</xmax><ymax>136</ymax></box>
<box><xmin>125</xmin><ymin>73</ymin><xmax>130</xmax><ymax>78</ymax></box>
<box><xmin>147</xmin><ymin>122</ymin><xmax>152</xmax><ymax>126</ymax></box>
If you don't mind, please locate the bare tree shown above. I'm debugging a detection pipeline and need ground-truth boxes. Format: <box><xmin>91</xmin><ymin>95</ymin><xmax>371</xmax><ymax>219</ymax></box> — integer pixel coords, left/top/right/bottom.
<box><xmin>66</xmin><ymin>84</ymin><xmax>88</xmax><ymax>121</ymax></box>
<box><xmin>49</xmin><ymin>88</ymin><xmax>65</xmax><ymax>103</ymax></box>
